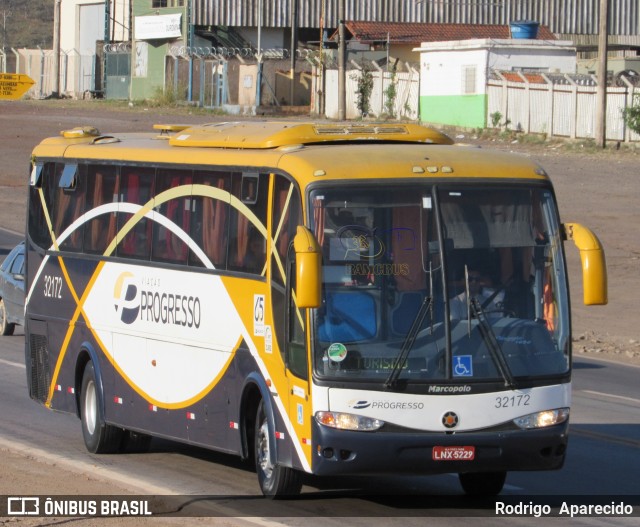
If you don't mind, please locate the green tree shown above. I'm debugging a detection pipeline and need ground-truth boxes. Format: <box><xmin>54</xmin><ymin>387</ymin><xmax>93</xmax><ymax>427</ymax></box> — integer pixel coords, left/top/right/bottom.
<box><xmin>352</xmin><ymin>66</ymin><xmax>374</xmax><ymax>117</ymax></box>
<box><xmin>384</xmin><ymin>74</ymin><xmax>397</xmax><ymax>118</ymax></box>
<box><xmin>622</xmin><ymin>94</ymin><xmax>640</xmax><ymax>135</ymax></box>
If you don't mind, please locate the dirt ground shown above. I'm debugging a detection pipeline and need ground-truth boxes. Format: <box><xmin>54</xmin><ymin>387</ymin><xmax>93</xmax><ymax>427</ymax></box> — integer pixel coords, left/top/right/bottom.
<box><xmin>0</xmin><ymin>100</ymin><xmax>639</xmax><ymax>522</ymax></box>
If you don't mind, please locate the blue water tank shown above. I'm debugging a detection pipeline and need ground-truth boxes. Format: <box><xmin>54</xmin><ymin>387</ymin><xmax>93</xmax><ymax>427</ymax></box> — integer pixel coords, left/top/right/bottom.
<box><xmin>510</xmin><ymin>21</ymin><xmax>540</xmax><ymax>39</ymax></box>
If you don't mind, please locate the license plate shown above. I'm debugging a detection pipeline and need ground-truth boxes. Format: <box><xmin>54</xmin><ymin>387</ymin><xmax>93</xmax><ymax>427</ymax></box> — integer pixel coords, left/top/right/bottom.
<box><xmin>432</xmin><ymin>446</ymin><xmax>475</xmax><ymax>461</ymax></box>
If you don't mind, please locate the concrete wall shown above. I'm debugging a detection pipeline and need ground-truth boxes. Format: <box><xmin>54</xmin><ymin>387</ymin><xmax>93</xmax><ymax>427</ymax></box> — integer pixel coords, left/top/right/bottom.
<box><xmin>130</xmin><ymin>2</ymin><xmax>187</xmax><ymax>100</ymax></box>
<box><xmin>417</xmin><ymin>39</ymin><xmax>577</xmax><ymax>128</ymax></box>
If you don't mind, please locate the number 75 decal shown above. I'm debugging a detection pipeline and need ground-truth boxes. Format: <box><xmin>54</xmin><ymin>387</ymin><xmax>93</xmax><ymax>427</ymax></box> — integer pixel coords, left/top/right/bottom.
<box><xmin>254</xmin><ymin>294</ymin><xmax>265</xmax><ymax>336</ymax></box>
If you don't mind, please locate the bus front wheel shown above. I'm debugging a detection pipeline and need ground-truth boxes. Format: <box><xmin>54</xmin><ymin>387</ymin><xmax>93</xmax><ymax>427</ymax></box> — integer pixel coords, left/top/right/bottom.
<box><xmin>459</xmin><ymin>471</ymin><xmax>507</xmax><ymax>496</ymax></box>
<box><xmin>80</xmin><ymin>362</ymin><xmax>123</xmax><ymax>453</ymax></box>
<box><xmin>254</xmin><ymin>400</ymin><xmax>302</xmax><ymax>498</ymax></box>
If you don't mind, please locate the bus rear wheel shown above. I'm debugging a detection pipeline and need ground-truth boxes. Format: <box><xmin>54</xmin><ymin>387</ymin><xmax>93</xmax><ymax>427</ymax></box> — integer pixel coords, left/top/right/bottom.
<box><xmin>459</xmin><ymin>471</ymin><xmax>507</xmax><ymax>496</ymax></box>
<box><xmin>80</xmin><ymin>362</ymin><xmax>123</xmax><ymax>453</ymax></box>
<box><xmin>254</xmin><ymin>400</ymin><xmax>302</xmax><ymax>498</ymax></box>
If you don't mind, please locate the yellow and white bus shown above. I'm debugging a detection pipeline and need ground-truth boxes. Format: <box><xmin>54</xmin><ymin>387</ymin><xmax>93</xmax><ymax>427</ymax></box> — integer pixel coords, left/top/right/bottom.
<box><xmin>25</xmin><ymin>121</ymin><xmax>606</xmax><ymax>497</ymax></box>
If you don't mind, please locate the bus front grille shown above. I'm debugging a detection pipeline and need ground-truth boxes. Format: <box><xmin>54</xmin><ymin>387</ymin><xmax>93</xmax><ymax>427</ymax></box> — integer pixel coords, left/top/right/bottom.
<box><xmin>29</xmin><ymin>334</ymin><xmax>51</xmax><ymax>403</ymax></box>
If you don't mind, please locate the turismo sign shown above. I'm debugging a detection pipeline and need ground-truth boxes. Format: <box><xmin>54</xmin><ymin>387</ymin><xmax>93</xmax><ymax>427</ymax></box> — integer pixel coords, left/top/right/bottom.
<box><xmin>0</xmin><ymin>73</ymin><xmax>34</xmax><ymax>100</ymax></box>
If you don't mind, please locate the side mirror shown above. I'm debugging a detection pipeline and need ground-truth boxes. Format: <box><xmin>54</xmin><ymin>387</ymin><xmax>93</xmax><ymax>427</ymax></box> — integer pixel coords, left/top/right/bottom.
<box><xmin>564</xmin><ymin>222</ymin><xmax>608</xmax><ymax>305</ymax></box>
<box><xmin>293</xmin><ymin>226</ymin><xmax>322</xmax><ymax>308</ymax></box>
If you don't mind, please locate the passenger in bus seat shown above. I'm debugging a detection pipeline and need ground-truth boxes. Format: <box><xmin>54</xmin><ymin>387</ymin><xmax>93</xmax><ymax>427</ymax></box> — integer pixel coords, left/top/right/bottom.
<box><xmin>242</xmin><ymin>227</ymin><xmax>266</xmax><ymax>273</ymax></box>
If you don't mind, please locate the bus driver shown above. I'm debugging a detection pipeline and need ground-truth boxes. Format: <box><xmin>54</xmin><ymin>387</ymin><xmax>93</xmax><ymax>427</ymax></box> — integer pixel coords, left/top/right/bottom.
<box><xmin>449</xmin><ymin>267</ymin><xmax>505</xmax><ymax>320</ymax></box>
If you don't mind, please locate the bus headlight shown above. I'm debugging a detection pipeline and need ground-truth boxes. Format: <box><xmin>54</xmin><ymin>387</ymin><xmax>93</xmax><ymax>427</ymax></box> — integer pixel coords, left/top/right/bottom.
<box><xmin>315</xmin><ymin>411</ymin><xmax>384</xmax><ymax>431</ymax></box>
<box><xmin>513</xmin><ymin>408</ymin><xmax>569</xmax><ymax>430</ymax></box>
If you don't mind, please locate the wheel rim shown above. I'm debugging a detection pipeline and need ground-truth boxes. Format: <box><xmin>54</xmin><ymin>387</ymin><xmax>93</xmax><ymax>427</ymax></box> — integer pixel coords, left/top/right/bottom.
<box><xmin>0</xmin><ymin>302</ymin><xmax>6</xmax><ymax>328</ymax></box>
<box><xmin>84</xmin><ymin>380</ymin><xmax>97</xmax><ymax>435</ymax></box>
<box><xmin>257</xmin><ymin>421</ymin><xmax>273</xmax><ymax>479</ymax></box>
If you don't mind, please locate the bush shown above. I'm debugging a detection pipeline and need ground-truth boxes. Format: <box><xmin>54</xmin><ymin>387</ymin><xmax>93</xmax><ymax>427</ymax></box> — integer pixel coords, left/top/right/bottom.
<box><xmin>351</xmin><ymin>67</ymin><xmax>374</xmax><ymax>117</ymax></box>
<box><xmin>622</xmin><ymin>94</ymin><xmax>640</xmax><ymax>135</ymax></box>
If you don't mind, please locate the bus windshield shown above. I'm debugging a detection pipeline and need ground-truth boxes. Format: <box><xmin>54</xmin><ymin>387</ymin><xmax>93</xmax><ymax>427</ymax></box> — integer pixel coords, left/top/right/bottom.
<box><xmin>310</xmin><ymin>184</ymin><xmax>570</xmax><ymax>385</ymax></box>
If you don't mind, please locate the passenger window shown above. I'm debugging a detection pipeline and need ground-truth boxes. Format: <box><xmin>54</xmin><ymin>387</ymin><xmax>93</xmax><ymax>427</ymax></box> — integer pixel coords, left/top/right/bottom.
<box><xmin>117</xmin><ymin>167</ymin><xmax>155</xmax><ymax>260</ymax></box>
<box><xmin>55</xmin><ymin>164</ymin><xmax>86</xmax><ymax>252</ymax></box>
<box><xmin>189</xmin><ymin>170</ymin><xmax>230</xmax><ymax>269</ymax></box>
<box><xmin>83</xmin><ymin>165</ymin><xmax>119</xmax><ymax>255</ymax></box>
<box><xmin>229</xmin><ymin>173</ymin><xmax>268</xmax><ymax>275</ymax></box>
<box><xmin>152</xmin><ymin>169</ymin><xmax>193</xmax><ymax>265</ymax></box>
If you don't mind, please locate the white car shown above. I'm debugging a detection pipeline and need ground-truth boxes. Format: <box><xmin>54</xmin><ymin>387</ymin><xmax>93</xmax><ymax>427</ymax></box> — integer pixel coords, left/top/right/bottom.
<box><xmin>0</xmin><ymin>242</ymin><xmax>25</xmax><ymax>335</ymax></box>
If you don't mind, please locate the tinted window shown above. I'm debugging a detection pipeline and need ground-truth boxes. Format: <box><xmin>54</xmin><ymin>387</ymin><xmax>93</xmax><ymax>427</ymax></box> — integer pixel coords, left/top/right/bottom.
<box><xmin>55</xmin><ymin>164</ymin><xmax>86</xmax><ymax>252</ymax></box>
<box><xmin>152</xmin><ymin>169</ymin><xmax>193</xmax><ymax>265</ymax></box>
<box><xmin>228</xmin><ymin>173</ymin><xmax>269</xmax><ymax>275</ymax></box>
<box><xmin>189</xmin><ymin>170</ymin><xmax>230</xmax><ymax>269</ymax></box>
<box><xmin>116</xmin><ymin>167</ymin><xmax>155</xmax><ymax>260</ymax></box>
<box><xmin>83</xmin><ymin>165</ymin><xmax>119</xmax><ymax>255</ymax></box>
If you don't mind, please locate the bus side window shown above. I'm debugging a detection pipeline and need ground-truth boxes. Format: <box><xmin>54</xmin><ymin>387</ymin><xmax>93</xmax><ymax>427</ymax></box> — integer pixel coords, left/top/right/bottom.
<box><xmin>55</xmin><ymin>164</ymin><xmax>86</xmax><ymax>252</ymax></box>
<box><xmin>270</xmin><ymin>175</ymin><xmax>303</xmax><ymax>363</ymax></box>
<box><xmin>287</xmin><ymin>255</ymin><xmax>307</xmax><ymax>379</ymax></box>
<box><xmin>83</xmin><ymin>165</ymin><xmax>119</xmax><ymax>255</ymax></box>
<box><xmin>152</xmin><ymin>169</ymin><xmax>192</xmax><ymax>265</ymax></box>
<box><xmin>189</xmin><ymin>170</ymin><xmax>230</xmax><ymax>269</ymax></box>
<box><xmin>29</xmin><ymin>162</ymin><xmax>59</xmax><ymax>250</ymax></box>
<box><xmin>229</xmin><ymin>173</ymin><xmax>268</xmax><ymax>275</ymax></box>
<box><xmin>117</xmin><ymin>167</ymin><xmax>155</xmax><ymax>260</ymax></box>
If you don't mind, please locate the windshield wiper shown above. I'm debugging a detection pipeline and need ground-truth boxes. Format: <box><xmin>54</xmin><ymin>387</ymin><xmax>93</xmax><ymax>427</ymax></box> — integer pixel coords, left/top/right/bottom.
<box><xmin>469</xmin><ymin>297</ymin><xmax>517</xmax><ymax>390</ymax></box>
<box><xmin>384</xmin><ymin>294</ymin><xmax>433</xmax><ymax>390</ymax></box>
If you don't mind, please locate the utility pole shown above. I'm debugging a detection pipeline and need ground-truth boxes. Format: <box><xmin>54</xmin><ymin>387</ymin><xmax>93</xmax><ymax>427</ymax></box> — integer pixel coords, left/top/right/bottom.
<box><xmin>337</xmin><ymin>0</ymin><xmax>346</xmax><ymax>120</ymax></box>
<box><xmin>104</xmin><ymin>0</ymin><xmax>111</xmax><ymax>98</ymax></box>
<box><xmin>1</xmin><ymin>9</ymin><xmax>11</xmax><ymax>52</ymax></box>
<box><xmin>256</xmin><ymin>0</ymin><xmax>263</xmax><ymax>109</ymax></box>
<box><xmin>595</xmin><ymin>0</ymin><xmax>609</xmax><ymax>148</ymax></box>
<box><xmin>290</xmin><ymin>0</ymin><xmax>298</xmax><ymax>106</ymax></box>
<box><xmin>52</xmin><ymin>0</ymin><xmax>61</xmax><ymax>97</ymax></box>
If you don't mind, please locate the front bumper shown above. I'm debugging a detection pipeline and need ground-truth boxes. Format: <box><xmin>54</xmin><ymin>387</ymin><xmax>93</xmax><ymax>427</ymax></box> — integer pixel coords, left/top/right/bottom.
<box><xmin>311</xmin><ymin>419</ymin><xmax>568</xmax><ymax>476</ymax></box>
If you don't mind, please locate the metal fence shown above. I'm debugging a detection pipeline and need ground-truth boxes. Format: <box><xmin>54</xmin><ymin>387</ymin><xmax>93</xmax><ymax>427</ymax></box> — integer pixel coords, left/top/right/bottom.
<box><xmin>487</xmin><ymin>72</ymin><xmax>640</xmax><ymax>143</ymax></box>
<box><xmin>165</xmin><ymin>51</ymin><xmax>313</xmax><ymax>110</ymax></box>
<box><xmin>3</xmin><ymin>48</ymin><xmax>98</xmax><ymax>98</ymax></box>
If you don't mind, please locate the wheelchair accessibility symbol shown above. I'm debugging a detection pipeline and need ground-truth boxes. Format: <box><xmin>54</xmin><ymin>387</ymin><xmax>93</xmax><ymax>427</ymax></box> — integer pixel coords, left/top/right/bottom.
<box><xmin>453</xmin><ymin>355</ymin><xmax>473</xmax><ymax>377</ymax></box>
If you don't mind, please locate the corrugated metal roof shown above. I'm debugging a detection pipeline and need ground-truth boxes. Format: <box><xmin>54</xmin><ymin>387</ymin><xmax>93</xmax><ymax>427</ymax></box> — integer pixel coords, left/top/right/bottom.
<box><xmin>191</xmin><ymin>0</ymin><xmax>639</xmax><ymax>36</ymax></box>
<box><xmin>336</xmin><ymin>21</ymin><xmax>557</xmax><ymax>44</ymax></box>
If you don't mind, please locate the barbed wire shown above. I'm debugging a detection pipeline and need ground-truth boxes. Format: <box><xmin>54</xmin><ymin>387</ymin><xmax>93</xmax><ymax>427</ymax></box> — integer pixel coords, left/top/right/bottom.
<box><xmin>103</xmin><ymin>42</ymin><xmax>132</xmax><ymax>53</ymax></box>
<box><xmin>102</xmin><ymin>42</ymin><xmax>323</xmax><ymax>62</ymax></box>
<box><xmin>166</xmin><ymin>46</ymin><xmax>318</xmax><ymax>60</ymax></box>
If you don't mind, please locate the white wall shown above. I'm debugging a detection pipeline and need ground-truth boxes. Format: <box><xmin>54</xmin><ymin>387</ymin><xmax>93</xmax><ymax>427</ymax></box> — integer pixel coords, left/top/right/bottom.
<box><xmin>418</xmin><ymin>39</ymin><xmax>577</xmax><ymax>97</ymax></box>
<box><xmin>61</xmin><ymin>1</ymin><xmax>102</xmax><ymax>51</ymax></box>
<box><xmin>420</xmin><ymin>49</ymin><xmax>488</xmax><ymax>96</ymax></box>
<box><xmin>61</xmin><ymin>0</ymin><xmax>130</xmax><ymax>51</ymax></box>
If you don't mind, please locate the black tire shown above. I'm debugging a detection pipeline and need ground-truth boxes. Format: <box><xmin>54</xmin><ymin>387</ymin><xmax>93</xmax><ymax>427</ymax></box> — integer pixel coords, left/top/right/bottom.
<box><xmin>254</xmin><ymin>400</ymin><xmax>302</xmax><ymax>498</ymax></box>
<box><xmin>459</xmin><ymin>471</ymin><xmax>507</xmax><ymax>496</ymax></box>
<box><xmin>80</xmin><ymin>362</ymin><xmax>123</xmax><ymax>453</ymax></box>
<box><xmin>0</xmin><ymin>299</ymin><xmax>15</xmax><ymax>336</ymax></box>
<box><xmin>120</xmin><ymin>430</ymin><xmax>152</xmax><ymax>453</ymax></box>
